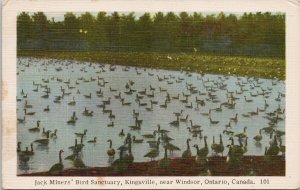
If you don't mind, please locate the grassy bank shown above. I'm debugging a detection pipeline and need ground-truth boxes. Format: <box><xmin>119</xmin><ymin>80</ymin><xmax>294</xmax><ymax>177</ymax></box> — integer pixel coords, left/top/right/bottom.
<box><xmin>19</xmin><ymin>156</ymin><xmax>285</xmax><ymax>176</ymax></box>
<box><xmin>18</xmin><ymin>50</ymin><xmax>285</xmax><ymax>80</ymax></box>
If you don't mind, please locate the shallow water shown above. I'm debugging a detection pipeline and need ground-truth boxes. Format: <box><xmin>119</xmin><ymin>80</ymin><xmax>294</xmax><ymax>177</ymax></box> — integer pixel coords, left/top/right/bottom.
<box><xmin>17</xmin><ymin>57</ymin><xmax>285</xmax><ymax>174</ymax></box>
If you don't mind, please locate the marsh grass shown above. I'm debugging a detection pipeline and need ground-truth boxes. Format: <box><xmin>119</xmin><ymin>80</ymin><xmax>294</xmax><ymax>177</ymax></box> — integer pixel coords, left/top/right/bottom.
<box><xmin>18</xmin><ymin>50</ymin><xmax>285</xmax><ymax>80</ymax></box>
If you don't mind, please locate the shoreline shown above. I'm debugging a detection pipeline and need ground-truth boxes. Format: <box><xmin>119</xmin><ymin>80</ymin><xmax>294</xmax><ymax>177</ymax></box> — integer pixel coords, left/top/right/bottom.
<box><xmin>17</xmin><ymin>50</ymin><xmax>285</xmax><ymax>81</ymax></box>
<box><xmin>19</xmin><ymin>156</ymin><xmax>285</xmax><ymax>176</ymax></box>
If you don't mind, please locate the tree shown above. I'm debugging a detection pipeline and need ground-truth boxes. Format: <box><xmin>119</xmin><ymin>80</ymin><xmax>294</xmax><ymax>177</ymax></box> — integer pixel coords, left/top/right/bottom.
<box><xmin>17</xmin><ymin>12</ymin><xmax>33</xmax><ymax>47</ymax></box>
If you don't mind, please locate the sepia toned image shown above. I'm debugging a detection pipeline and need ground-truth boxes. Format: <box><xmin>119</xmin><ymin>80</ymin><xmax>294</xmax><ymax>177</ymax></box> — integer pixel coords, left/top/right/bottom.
<box><xmin>16</xmin><ymin>11</ymin><xmax>286</xmax><ymax>176</ymax></box>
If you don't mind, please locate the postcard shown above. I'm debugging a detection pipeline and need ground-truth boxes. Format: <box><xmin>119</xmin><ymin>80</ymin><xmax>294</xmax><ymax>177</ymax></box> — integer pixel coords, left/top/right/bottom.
<box><xmin>2</xmin><ymin>0</ymin><xmax>300</xmax><ymax>189</ymax></box>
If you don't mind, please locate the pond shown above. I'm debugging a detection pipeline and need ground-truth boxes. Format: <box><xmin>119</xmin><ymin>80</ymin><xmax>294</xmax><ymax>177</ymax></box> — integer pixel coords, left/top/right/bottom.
<box><xmin>17</xmin><ymin>57</ymin><xmax>285</xmax><ymax>174</ymax></box>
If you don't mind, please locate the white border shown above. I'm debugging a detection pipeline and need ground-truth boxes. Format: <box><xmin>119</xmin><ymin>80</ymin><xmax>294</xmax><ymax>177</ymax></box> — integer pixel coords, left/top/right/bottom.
<box><xmin>2</xmin><ymin>0</ymin><xmax>300</xmax><ymax>189</ymax></box>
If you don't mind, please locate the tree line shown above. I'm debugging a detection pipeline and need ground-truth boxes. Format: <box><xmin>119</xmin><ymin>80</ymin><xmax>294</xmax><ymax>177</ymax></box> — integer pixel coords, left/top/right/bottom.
<box><xmin>17</xmin><ymin>12</ymin><xmax>285</xmax><ymax>57</ymax></box>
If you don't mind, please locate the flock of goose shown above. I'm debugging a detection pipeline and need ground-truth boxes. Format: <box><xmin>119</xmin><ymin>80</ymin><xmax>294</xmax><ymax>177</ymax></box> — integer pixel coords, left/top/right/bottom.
<box><xmin>17</xmin><ymin>57</ymin><xmax>285</xmax><ymax>175</ymax></box>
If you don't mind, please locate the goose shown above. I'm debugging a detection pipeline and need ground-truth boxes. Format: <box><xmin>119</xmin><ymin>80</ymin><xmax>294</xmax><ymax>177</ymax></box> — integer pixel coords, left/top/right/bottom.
<box><xmin>24</xmin><ymin>108</ymin><xmax>35</xmax><ymax>116</ymax></box>
<box><xmin>147</xmin><ymin>91</ymin><xmax>155</xmax><ymax>98</ymax></box>
<box><xmin>107</xmin><ymin>121</ymin><xmax>114</xmax><ymax>127</ymax></box>
<box><xmin>107</xmin><ymin>140</ymin><xmax>115</xmax><ymax>158</ymax></box>
<box><xmin>50</xmin><ymin>129</ymin><xmax>57</xmax><ymax>139</ymax></box>
<box><xmin>102</xmin><ymin>106</ymin><xmax>112</xmax><ymax>114</ymax></box>
<box><xmin>24</xmin><ymin>100</ymin><xmax>32</xmax><ymax>108</ymax></box>
<box><xmin>185</xmin><ymin>102</ymin><xmax>193</xmax><ymax>109</ymax></box>
<box><xmin>19</xmin><ymin>143</ymin><xmax>35</xmax><ymax>156</ymax></box>
<box><xmin>132</xmin><ymin>136</ymin><xmax>143</xmax><ymax>143</ymax></box>
<box><xmin>159</xmin><ymin>146</ymin><xmax>170</xmax><ymax>168</ymax></box>
<box><xmin>182</xmin><ymin>138</ymin><xmax>192</xmax><ymax>158</ymax></box>
<box><xmin>43</xmin><ymin>105</ymin><xmax>50</xmax><ymax>112</ymax></box>
<box><xmin>266</xmin><ymin>136</ymin><xmax>280</xmax><ymax>156</ymax></box>
<box><xmin>227</xmin><ymin>137</ymin><xmax>244</xmax><ymax>161</ymax></box>
<box><xmin>109</xmin><ymin>112</ymin><xmax>115</xmax><ymax>120</ymax></box>
<box><xmin>84</xmin><ymin>111</ymin><xmax>93</xmax><ymax>117</ymax></box>
<box><xmin>230</xmin><ymin>114</ymin><xmax>238</xmax><ymax>122</ymax></box>
<box><xmin>119</xmin><ymin>129</ymin><xmax>125</xmax><ymax>137</ymax></box>
<box><xmin>214</xmin><ymin>104</ymin><xmax>222</xmax><ymax>112</ymax></box>
<box><xmin>274</xmin><ymin>129</ymin><xmax>285</xmax><ymax>138</ymax></box>
<box><xmin>209</xmin><ymin>117</ymin><xmax>219</xmax><ymax>125</ymax></box>
<box><xmin>42</xmin><ymin>128</ymin><xmax>51</xmax><ymax>137</ymax></box>
<box><xmin>41</xmin><ymin>92</ymin><xmax>49</xmax><ymax>99</ymax></box>
<box><xmin>144</xmin><ymin>141</ymin><xmax>160</xmax><ymax>161</ymax></box>
<box><xmin>28</xmin><ymin>121</ymin><xmax>40</xmax><ymax>132</ymax></box>
<box><xmin>68</xmin><ymin>139</ymin><xmax>78</xmax><ymax>151</ymax></box>
<box><xmin>169</xmin><ymin>115</ymin><xmax>180</xmax><ymax>127</ymax></box>
<box><xmin>172</xmin><ymin>94</ymin><xmax>179</xmax><ymax>99</ymax></box>
<box><xmin>88</xmin><ymin>137</ymin><xmax>97</xmax><ymax>143</ymax></box>
<box><xmin>34</xmin><ymin>131</ymin><xmax>50</xmax><ymax>145</ymax></box>
<box><xmin>157</xmin><ymin>125</ymin><xmax>169</xmax><ymax>134</ymax></box>
<box><xmin>225</xmin><ymin>121</ymin><xmax>231</xmax><ymax>128</ymax></box>
<box><xmin>199</xmin><ymin>136</ymin><xmax>209</xmax><ymax>157</ymax></box>
<box><xmin>17</xmin><ymin>116</ymin><xmax>26</xmax><ymax>124</ymax></box>
<box><xmin>128</xmin><ymin>122</ymin><xmax>141</xmax><ymax>130</ymax></box>
<box><xmin>211</xmin><ymin>136</ymin><xmax>218</xmax><ymax>153</ymax></box>
<box><xmin>115</xmin><ymin>92</ymin><xmax>122</xmax><ymax>99</ymax></box>
<box><xmin>82</xmin><ymin>107</ymin><xmax>89</xmax><ymax>115</ymax></box>
<box><xmin>235</xmin><ymin>127</ymin><xmax>247</xmax><ymax>139</ymax></box>
<box><xmin>67</xmin><ymin>116</ymin><xmax>76</xmax><ymax>125</ymax></box>
<box><xmin>145</xmin><ymin>101</ymin><xmax>153</xmax><ymax>111</ymax></box>
<box><xmin>159</xmin><ymin>87</ymin><xmax>167</xmax><ymax>92</ymax></box>
<box><xmin>147</xmin><ymin>137</ymin><xmax>160</xmax><ymax>149</ymax></box>
<box><xmin>241</xmin><ymin>137</ymin><xmax>248</xmax><ymax>154</ymax></box>
<box><xmin>195</xmin><ymin>136</ymin><xmax>209</xmax><ymax>158</ymax></box>
<box><xmin>160</xmin><ymin>100</ymin><xmax>168</xmax><ymax>108</ymax></box>
<box><xmin>201</xmin><ymin>109</ymin><xmax>211</xmax><ymax>116</ymax></box>
<box><xmin>187</xmin><ymin>127</ymin><xmax>202</xmax><ymax>136</ymax></box>
<box><xmin>253</xmin><ymin>129</ymin><xmax>263</xmax><ymax>142</ymax></box>
<box><xmin>249</xmin><ymin>107</ymin><xmax>259</xmax><ymax>116</ymax></box>
<box><xmin>112</xmin><ymin>147</ymin><xmax>128</xmax><ymax>173</ymax></box>
<box><xmin>279</xmin><ymin>138</ymin><xmax>285</xmax><ymax>156</ymax></box>
<box><xmin>189</xmin><ymin>120</ymin><xmax>201</xmax><ymax>129</ymax></box>
<box><xmin>48</xmin><ymin>150</ymin><xmax>64</xmax><ymax>175</ymax></box>
<box><xmin>215</xmin><ymin>134</ymin><xmax>225</xmax><ymax>156</ymax></box>
<box><xmin>173</xmin><ymin>110</ymin><xmax>183</xmax><ymax>117</ymax></box>
<box><xmin>103</xmin><ymin>97</ymin><xmax>111</xmax><ymax>105</ymax></box>
<box><xmin>142</xmin><ymin>131</ymin><xmax>156</xmax><ymax>139</ymax></box>
<box><xmin>244</xmin><ymin>96</ymin><xmax>253</xmax><ymax>102</ymax></box>
<box><xmin>75</xmin><ymin>129</ymin><xmax>87</xmax><ymax>138</ymax></box>
<box><xmin>133</xmin><ymin>109</ymin><xmax>139</xmax><ymax>118</ymax></box>
<box><xmin>124</xmin><ymin>140</ymin><xmax>134</xmax><ymax>164</ymax></box>
<box><xmin>121</xmin><ymin>98</ymin><xmax>131</xmax><ymax>106</ymax></box>
<box><xmin>223</xmin><ymin>130</ymin><xmax>234</xmax><ymax>136</ymax></box>
<box><xmin>68</xmin><ymin>97</ymin><xmax>76</xmax><ymax>105</ymax></box>
<box><xmin>161</xmin><ymin>133</ymin><xmax>174</xmax><ymax>143</ymax></box>
<box><xmin>17</xmin><ymin>142</ymin><xmax>22</xmax><ymax>152</ymax></box>
<box><xmin>32</xmin><ymin>86</ymin><xmax>39</xmax><ymax>92</ymax></box>
<box><xmin>72</xmin><ymin>155</ymin><xmax>86</xmax><ymax>168</ymax></box>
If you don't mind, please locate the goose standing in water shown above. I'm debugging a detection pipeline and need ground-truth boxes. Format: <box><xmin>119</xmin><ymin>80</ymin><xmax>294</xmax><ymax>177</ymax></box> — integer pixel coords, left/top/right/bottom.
<box><xmin>48</xmin><ymin>150</ymin><xmax>64</xmax><ymax>175</ymax></box>
<box><xmin>159</xmin><ymin>146</ymin><xmax>170</xmax><ymax>169</ymax></box>
<box><xmin>107</xmin><ymin>139</ymin><xmax>115</xmax><ymax>158</ymax></box>
<box><xmin>132</xmin><ymin>136</ymin><xmax>143</xmax><ymax>143</ymax></box>
<box><xmin>34</xmin><ymin>131</ymin><xmax>50</xmax><ymax>145</ymax></box>
<box><xmin>144</xmin><ymin>141</ymin><xmax>160</xmax><ymax>161</ymax></box>
<box><xmin>182</xmin><ymin>138</ymin><xmax>192</xmax><ymax>158</ymax></box>
<box><xmin>28</xmin><ymin>121</ymin><xmax>40</xmax><ymax>132</ymax></box>
<box><xmin>169</xmin><ymin>115</ymin><xmax>179</xmax><ymax>127</ymax></box>
<box><xmin>75</xmin><ymin>129</ymin><xmax>87</xmax><ymax>138</ymax></box>
<box><xmin>88</xmin><ymin>137</ymin><xmax>97</xmax><ymax>143</ymax></box>
<box><xmin>24</xmin><ymin>108</ymin><xmax>35</xmax><ymax>116</ymax></box>
<box><xmin>43</xmin><ymin>105</ymin><xmax>50</xmax><ymax>112</ymax></box>
<box><xmin>253</xmin><ymin>129</ymin><xmax>263</xmax><ymax>142</ymax></box>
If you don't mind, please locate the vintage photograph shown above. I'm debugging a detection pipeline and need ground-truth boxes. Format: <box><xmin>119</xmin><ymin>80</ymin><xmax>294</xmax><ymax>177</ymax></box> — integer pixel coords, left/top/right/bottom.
<box><xmin>16</xmin><ymin>11</ymin><xmax>286</xmax><ymax>176</ymax></box>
